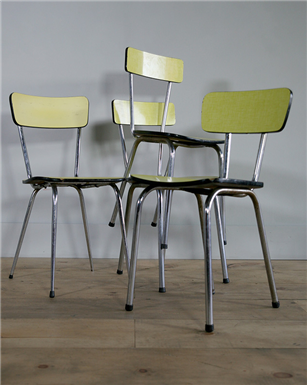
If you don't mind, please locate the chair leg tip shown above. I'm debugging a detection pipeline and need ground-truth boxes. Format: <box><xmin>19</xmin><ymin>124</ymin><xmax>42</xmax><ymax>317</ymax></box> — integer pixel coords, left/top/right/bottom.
<box><xmin>125</xmin><ymin>304</ymin><xmax>133</xmax><ymax>311</ymax></box>
<box><xmin>117</xmin><ymin>269</ymin><xmax>123</xmax><ymax>275</ymax></box>
<box><xmin>272</xmin><ymin>301</ymin><xmax>280</xmax><ymax>308</ymax></box>
<box><xmin>159</xmin><ymin>287</ymin><xmax>166</xmax><ymax>293</ymax></box>
<box><xmin>151</xmin><ymin>222</ymin><xmax>157</xmax><ymax>227</ymax></box>
<box><xmin>205</xmin><ymin>324</ymin><xmax>214</xmax><ymax>333</ymax></box>
<box><xmin>108</xmin><ymin>222</ymin><xmax>115</xmax><ymax>228</ymax></box>
<box><xmin>223</xmin><ymin>278</ymin><xmax>230</xmax><ymax>283</ymax></box>
<box><xmin>161</xmin><ymin>244</ymin><xmax>168</xmax><ymax>250</ymax></box>
<box><xmin>9</xmin><ymin>275</ymin><xmax>13</xmax><ymax>279</ymax></box>
<box><xmin>49</xmin><ymin>291</ymin><xmax>55</xmax><ymax>298</ymax></box>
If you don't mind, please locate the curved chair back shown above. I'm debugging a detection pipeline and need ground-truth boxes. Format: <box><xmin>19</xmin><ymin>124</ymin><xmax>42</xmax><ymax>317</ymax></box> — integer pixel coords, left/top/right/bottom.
<box><xmin>10</xmin><ymin>92</ymin><xmax>89</xmax><ymax>129</ymax></box>
<box><xmin>201</xmin><ymin>88</ymin><xmax>293</xmax><ymax>182</ymax></box>
<box><xmin>201</xmin><ymin>88</ymin><xmax>292</xmax><ymax>134</ymax></box>
<box><xmin>10</xmin><ymin>92</ymin><xmax>89</xmax><ymax>179</ymax></box>
<box><xmin>126</xmin><ymin>47</ymin><xmax>183</xmax><ymax>83</ymax></box>
<box><xmin>112</xmin><ymin>100</ymin><xmax>176</xmax><ymax>126</ymax></box>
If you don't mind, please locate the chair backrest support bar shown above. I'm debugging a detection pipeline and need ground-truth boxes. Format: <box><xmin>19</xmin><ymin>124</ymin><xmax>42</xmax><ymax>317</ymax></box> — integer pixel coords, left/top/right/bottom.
<box><xmin>118</xmin><ymin>124</ymin><xmax>129</xmax><ymax>167</ymax></box>
<box><xmin>129</xmin><ymin>73</ymin><xmax>135</xmax><ymax>135</ymax></box>
<box><xmin>252</xmin><ymin>133</ymin><xmax>268</xmax><ymax>182</ymax></box>
<box><xmin>18</xmin><ymin>126</ymin><xmax>32</xmax><ymax>179</ymax></box>
<box><xmin>74</xmin><ymin>127</ymin><xmax>82</xmax><ymax>177</ymax></box>
<box><xmin>222</xmin><ymin>133</ymin><xmax>232</xmax><ymax>179</ymax></box>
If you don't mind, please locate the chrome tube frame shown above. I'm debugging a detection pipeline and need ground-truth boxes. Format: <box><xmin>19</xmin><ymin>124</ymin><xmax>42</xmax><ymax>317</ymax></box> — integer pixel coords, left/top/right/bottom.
<box><xmin>18</xmin><ymin>126</ymin><xmax>32</xmax><ymax>179</ymax></box>
<box><xmin>203</xmin><ymin>187</ymin><xmax>279</xmax><ymax>332</ymax></box>
<box><xmin>125</xmin><ymin>184</ymin><xmax>279</xmax><ymax>333</ymax></box>
<box><xmin>110</xmin><ymin>183</ymin><xmax>130</xmax><ymax>275</ymax></box>
<box><xmin>159</xmin><ymin>142</ymin><xmax>224</xmax><ymax>246</ymax></box>
<box><xmin>118</xmin><ymin>124</ymin><xmax>129</xmax><ymax>167</ymax></box>
<box><xmin>9</xmin><ymin>188</ymin><xmax>41</xmax><ymax>278</ymax></box>
<box><xmin>117</xmin><ymin>184</ymin><xmax>138</xmax><ymax>273</ymax></box>
<box><xmin>220</xmin><ymin>133</ymin><xmax>232</xmax><ymax>245</ymax></box>
<box><xmin>222</xmin><ymin>133</ymin><xmax>232</xmax><ymax>179</ymax></box>
<box><xmin>126</xmin><ymin>185</ymin><xmax>154</xmax><ymax>309</ymax></box>
<box><xmin>157</xmin><ymin>82</ymin><xmax>172</xmax><ymax>176</ymax></box>
<box><xmin>213</xmin><ymin>197</ymin><xmax>229</xmax><ymax>282</ymax></box>
<box><xmin>129</xmin><ymin>73</ymin><xmax>135</xmax><ymax>136</ymax></box>
<box><xmin>109</xmin><ymin>136</ymin><xmax>176</xmax><ymax>226</ymax></box>
<box><xmin>157</xmin><ymin>189</ymin><xmax>166</xmax><ymax>291</ymax></box>
<box><xmin>72</xmin><ymin>186</ymin><xmax>94</xmax><ymax>272</ymax></box>
<box><xmin>74</xmin><ymin>127</ymin><xmax>82</xmax><ymax>177</ymax></box>
<box><xmin>253</xmin><ymin>133</ymin><xmax>268</xmax><ymax>182</ymax></box>
<box><xmin>196</xmin><ymin>194</ymin><xmax>215</xmax><ymax>294</ymax></box>
<box><xmin>50</xmin><ymin>185</ymin><xmax>58</xmax><ymax>298</ymax></box>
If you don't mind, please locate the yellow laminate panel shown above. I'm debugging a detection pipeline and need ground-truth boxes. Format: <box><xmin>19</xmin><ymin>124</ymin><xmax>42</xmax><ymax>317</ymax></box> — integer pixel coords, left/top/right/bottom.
<box><xmin>201</xmin><ymin>88</ymin><xmax>292</xmax><ymax>134</ymax></box>
<box><xmin>112</xmin><ymin>100</ymin><xmax>176</xmax><ymax>126</ymax></box>
<box><xmin>10</xmin><ymin>93</ymin><xmax>89</xmax><ymax>128</ymax></box>
<box><xmin>126</xmin><ymin>47</ymin><xmax>183</xmax><ymax>83</ymax></box>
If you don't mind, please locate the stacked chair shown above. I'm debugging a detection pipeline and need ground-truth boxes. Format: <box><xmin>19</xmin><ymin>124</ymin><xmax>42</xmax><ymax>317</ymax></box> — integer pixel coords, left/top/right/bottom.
<box><xmin>110</xmin><ymin>47</ymin><xmax>229</xmax><ymax>292</ymax></box>
<box><xmin>8</xmin><ymin>92</ymin><xmax>129</xmax><ymax>298</ymax></box>
<box><xmin>123</xmin><ymin>87</ymin><xmax>293</xmax><ymax>332</ymax></box>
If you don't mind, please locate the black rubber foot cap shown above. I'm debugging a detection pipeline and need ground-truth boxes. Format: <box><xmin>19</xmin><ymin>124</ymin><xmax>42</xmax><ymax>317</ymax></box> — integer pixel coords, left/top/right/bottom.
<box><xmin>9</xmin><ymin>275</ymin><xmax>13</xmax><ymax>279</ymax></box>
<box><xmin>161</xmin><ymin>244</ymin><xmax>168</xmax><ymax>250</ymax></box>
<box><xmin>224</xmin><ymin>241</ymin><xmax>227</xmax><ymax>245</ymax></box>
<box><xmin>108</xmin><ymin>222</ymin><xmax>115</xmax><ymax>228</ymax></box>
<box><xmin>49</xmin><ymin>291</ymin><xmax>55</xmax><ymax>298</ymax></box>
<box><xmin>117</xmin><ymin>269</ymin><xmax>123</xmax><ymax>275</ymax></box>
<box><xmin>272</xmin><ymin>301</ymin><xmax>280</xmax><ymax>308</ymax></box>
<box><xmin>206</xmin><ymin>324</ymin><xmax>214</xmax><ymax>333</ymax></box>
<box><xmin>223</xmin><ymin>278</ymin><xmax>230</xmax><ymax>284</ymax></box>
<box><xmin>151</xmin><ymin>222</ymin><xmax>157</xmax><ymax>227</ymax></box>
<box><xmin>125</xmin><ymin>304</ymin><xmax>133</xmax><ymax>311</ymax></box>
<box><xmin>159</xmin><ymin>287</ymin><xmax>166</xmax><ymax>293</ymax></box>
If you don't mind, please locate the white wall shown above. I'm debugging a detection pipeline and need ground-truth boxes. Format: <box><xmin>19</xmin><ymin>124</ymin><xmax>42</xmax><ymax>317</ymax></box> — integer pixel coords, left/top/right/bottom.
<box><xmin>1</xmin><ymin>1</ymin><xmax>306</xmax><ymax>261</ymax></box>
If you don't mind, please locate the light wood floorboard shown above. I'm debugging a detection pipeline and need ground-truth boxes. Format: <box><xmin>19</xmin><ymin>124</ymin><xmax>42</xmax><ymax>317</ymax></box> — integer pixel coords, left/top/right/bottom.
<box><xmin>1</xmin><ymin>258</ymin><xmax>306</xmax><ymax>384</ymax></box>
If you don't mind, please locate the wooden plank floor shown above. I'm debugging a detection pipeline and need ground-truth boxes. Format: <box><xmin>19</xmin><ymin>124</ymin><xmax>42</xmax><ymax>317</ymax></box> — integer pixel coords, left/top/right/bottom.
<box><xmin>1</xmin><ymin>258</ymin><xmax>306</xmax><ymax>384</ymax></box>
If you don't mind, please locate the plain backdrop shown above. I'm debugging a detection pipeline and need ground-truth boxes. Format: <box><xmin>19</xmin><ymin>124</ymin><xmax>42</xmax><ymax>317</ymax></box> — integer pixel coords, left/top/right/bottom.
<box><xmin>1</xmin><ymin>1</ymin><xmax>306</xmax><ymax>261</ymax></box>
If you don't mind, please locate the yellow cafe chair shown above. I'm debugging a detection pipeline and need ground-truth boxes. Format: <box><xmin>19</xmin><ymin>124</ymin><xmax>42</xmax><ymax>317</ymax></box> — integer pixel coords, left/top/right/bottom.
<box><xmin>8</xmin><ymin>92</ymin><xmax>129</xmax><ymax>298</ymax></box>
<box><xmin>123</xmin><ymin>88</ymin><xmax>292</xmax><ymax>332</ymax></box>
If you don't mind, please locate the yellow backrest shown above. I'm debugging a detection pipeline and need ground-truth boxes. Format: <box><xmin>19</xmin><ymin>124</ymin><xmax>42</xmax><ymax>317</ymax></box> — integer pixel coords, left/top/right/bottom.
<box><xmin>125</xmin><ymin>47</ymin><xmax>184</xmax><ymax>83</ymax></box>
<box><xmin>112</xmin><ymin>100</ymin><xmax>176</xmax><ymax>126</ymax></box>
<box><xmin>201</xmin><ymin>88</ymin><xmax>292</xmax><ymax>134</ymax></box>
<box><xmin>10</xmin><ymin>92</ymin><xmax>89</xmax><ymax>128</ymax></box>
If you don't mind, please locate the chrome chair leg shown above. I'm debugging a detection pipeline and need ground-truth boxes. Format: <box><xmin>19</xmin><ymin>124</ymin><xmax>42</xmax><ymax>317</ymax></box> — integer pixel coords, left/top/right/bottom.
<box><xmin>249</xmin><ymin>191</ymin><xmax>280</xmax><ymax>307</ymax></box>
<box><xmin>108</xmin><ymin>141</ymin><xmax>140</xmax><ymax>227</ymax></box>
<box><xmin>117</xmin><ymin>184</ymin><xmax>137</xmax><ymax>274</ymax></box>
<box><xmin>73</xmin><ymin>187</ymin><xmax>94</xmax><ymax>272</ymax></box>
<box><xmin>201</xmin><ymin>187</ymin><xmax>280</xmax><ymax>332</ymax></box>
<box><xmin>213</xmin><ymin>197</ymin><xmax>229</xmax><ymax>283</ymax></box>
<box><xmin>196</xmin><ymin>194</ymin><xmax>228</xmax><ymax>287</ymax></box>
<box><xmin>220</xmin><ymin>196</ymin><xmax>227</xmax><ymax>245</ymax></box>
<box><xmin>109</xmin><ymin>179</ymin><xmax>128</xmax><ymax>227</ymax></box>
<box><xmin>111</xmin><ymin>184</ymin><xmax>130</xmax><ymax>275</ymax></box>
<box><xmin>50</xmin><ymin>185</ymin><xmax>58</xmax><ymax>298</ymax></box>
<box><xmin>151</xmin><ymin>155</ymin><xmax>174</xmax><ymax>228</ymax></box>
<box><xmin>9</xmin><ymin>188</ymin><xmax>40</xmax><ymax>279</ymax></box>
<box><xmin>109</xmin><ymin>138</ymin><xmax>149</xmax><ymax>227</ymax></box>
<box><xmin>157</xmin><ymin>189</ymin><xmax>166</xmax><ymax>292</ymax></box>
<box><xmin>196</xmin><ymin>194</ymin><xmax>215</xmax><ymax>295</ymax></box>
<box><xmin>151</xmin><ymin>202</ymin><xmax>158</xmax><ymax>227</ymax></box>
<box><xmin>162</xmin><ymin>189</ymin><xmax>174</xmax><ymax>250</ymax></box>
<box><xmin>204</xmin><ymin>196</ymin><xmax>214</xmax><ymax>333</ymax></box>
<box><xmin>126</xmin><ymin>186</ymin><xmax>153</xmax><ymax>310</ymax></box>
